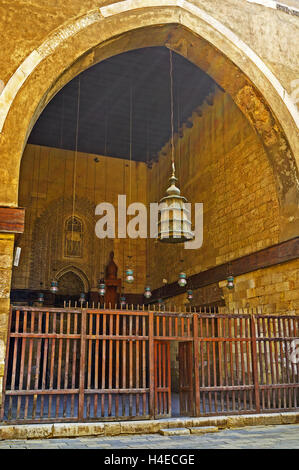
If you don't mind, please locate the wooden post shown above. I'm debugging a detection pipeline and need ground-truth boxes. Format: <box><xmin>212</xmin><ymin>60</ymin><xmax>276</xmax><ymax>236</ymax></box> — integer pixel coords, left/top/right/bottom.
<box><xmin>148</xmin><ymin>311</ymin><xmax>155</xmax><ymax>419</ymax></box>
<box><xmin>78</xmin><ymin>308</ymin><xmax>87</xmax><ymax>421</ymax></box>
<box><xmin>0</xmin><ymin>306</ymin><xmax>13</xmax><ymax>420</ymax></box>
<box><xmin>250</xmin><ymin>311</ymin><xmax>261</xmax><ymax>413</ymax></box>
<box><xmin>193</xmin><ymin>313</ymin><xmax>200</xmax><ymax>417</ymax></box>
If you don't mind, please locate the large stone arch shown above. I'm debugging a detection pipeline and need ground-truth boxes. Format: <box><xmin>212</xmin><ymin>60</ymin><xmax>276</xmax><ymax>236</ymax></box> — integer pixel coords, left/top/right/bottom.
<box><xmin>0</xmin><ymin>0</ymin><xmax>298</xmax><ymax>241</ymax></box>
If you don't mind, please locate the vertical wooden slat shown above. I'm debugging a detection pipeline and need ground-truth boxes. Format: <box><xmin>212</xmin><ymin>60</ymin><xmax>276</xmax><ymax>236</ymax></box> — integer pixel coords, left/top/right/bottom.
<box><xmin>63</xmin><ymin>312</ymin><xmax>71</xmax><ymax>417</ymax></box>
<box><xmin>245</xmin><ymin>316</ymin><xmax>253</xmax><ymax>410</ymax></box>
<box><xmin>272</xmin><ymin>318</ymin><xmax>281</xmax><ymax>409</ymax></box>
<box><xmin>206</xmin><ymin>318</ymin><xmax>212</xmax><ymax>412</ymax></box>
<box><xmin>24</xmin><ymin>311</ymin><xmax>35</xmax><ymax>419</ymax></box>
<box><xmin>142</xmin><ymin>315</ymin><xmax>147</xmax><ymax>415</ymax></box>
<box><xmin>1</xmin><ymin>306</ymin><xmax>14</xmax><ymax>421</ymax></box>
<box><xmin>282</xmin><ymin>317</ymin><xmax>292</xmax><ymax>408</ymax></box>
<box><xmin>33</xmin><ymin>312</ymin><xmax>42</xmax><ymax>419</ymax></box>
<box><xmin>55</xmin><ymin>312</ymin><xmax>64</xmax><ymax>418</ymax></box>
<box><xmin>136</xmin><ymin>316</ymin><xmax>140</xmax><ymax>416</ymax></box>
<box><xmin>167</xmin><ymin>342</ymin><xmax>171</xmax><ymax>415</ymax></box>
<box><xmin>70</xmin><ymin>312</ymin><xmax>78</xmax><ymax>418</ymax></box>
<box><xmin>102</xmin><ymin>314</ymin><xmax>107</xmax><ymax>417</ymax></box>
<box><xmin>8</xmin><ymin>310</ymin><xmax>19</xmax><ymax>419</ymax></box>
<box><xmin>86</xmin><ymin>313</ymin><xmax>93</xmax><ymax>419</ymax></box>
<box><xmin>239</xmin><ymin>316</ymin><xmax>246</xmax><ymax>411</ymax></box>
<box><xmin>78</xmin><ymin>308</ymin><xmax>87</xmax><ymax>421</ymax></box>
<box><xmin>129</xmin><ymin>315</ymin><xmax>133</xmax><ymax>416</ymax></box>
<box><xmin>122</xmin><ymin>314</ymin><xmax>126</xmax><ymax>417</ymax></box>
<box><xmin>193</xmin><ymin>313</ymin><xmax>200</xmax><ymax>416</ymax></box>
<box><xmin>40</xmin><ymin>311</ymin><xmax>49</xmax><ymax>419</ymax></box>
<box><xmin>277</xmin><ymin>317</ymin><xmax>287</xmax><ymax>409</ymax></box>
<box><xmin>48</xmin><ymin>313</ymin><xmax>56</xmax><ymax>418</ymax></box>
<box><xmin>250</xmin><ymin>312</ymin><xmax>261</xmax><ymax>413</ymax></box>
<box><xmin>199</xmin><ymin>317</ymin><xmax>205</xmax><ymax>414</ymax></box>
<box><xmin>228</xmin><ymin>317</ymin><xmax>235</xmax><ymax>412</ymax></box>
<box><xmin>108</xmin><ymin>314</ymin><xmax>113</xmax><ymax>416</ymax></box>
<box><xmin>148</xmin><ymin>311</ymin><xmax>154</xmax><ymax>418</ymax></box>
<box><xmin>115</xmin><ymin>313</ymin><xmax>119</xmax><ymax>417</ymax></box>
<box><xmin>217</xmin><ymin>317</ymin><xmax>224</xmax><ymax>413</ymax></box>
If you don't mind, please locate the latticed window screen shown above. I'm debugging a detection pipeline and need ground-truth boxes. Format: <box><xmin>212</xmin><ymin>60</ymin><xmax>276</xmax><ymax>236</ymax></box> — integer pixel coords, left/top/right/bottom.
<box><xmin>64</xmin><ymin>216</ymin><xmax>83</xmax><ymax>258</ymax></box>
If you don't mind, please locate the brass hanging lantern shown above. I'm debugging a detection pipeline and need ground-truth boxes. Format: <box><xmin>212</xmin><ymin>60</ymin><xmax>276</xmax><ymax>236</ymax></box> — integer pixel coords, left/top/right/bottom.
<box><xmin>157</xmin><ymin>163</ymin><xmax>193</xmax><ymax>243</ymax></box>
<box><xmin>157</xmin><ymin>50</ymin><xmax>194</xmax><ymax>244</ymax></box>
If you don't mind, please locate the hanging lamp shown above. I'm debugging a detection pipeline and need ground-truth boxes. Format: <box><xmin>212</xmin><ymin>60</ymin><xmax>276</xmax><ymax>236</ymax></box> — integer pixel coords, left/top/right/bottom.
<box><xmin>79</xmin><ymin>292</ymin><xmax>86</xmax><ymax>304</ymax></box>
<box><xmin>157</xmin><ymin>50</ymin><xmax>194</xmax><ymax>244</ymax></box>
<box><xmin>37</xmin><ymin>292</ymin><xmax>44</xmax><ymax>303</ymax></box>
<box><xmin>226</xmin><ymin>275</ymin><xmax>234</xmax><ymax>290</ymax></box>
<box><xmin>120</xmin><ymin>295</ymin><xmax>126</xmax><ymax>307</ymax></box>
<box><xmin>187</xmin><ymin>289</ymin><xmax>193</xmax><ymax>301</ymax></box>
<box><xmin>50</xmin><ymin>280</ymin><xmax>59</xmax><ymax>293</ymax></box>
<box><xmin>144</xmin><ymin>286</ymin><xmax>152</xmax><ymax>299</ymax></box>
<box><xmin>98</xmin><ymin>273</ymin><xmax>106</xmax><ymax>296</ymax></box>
<box><xmin>178</xmin><ymin>272</ymin><xmax>187</xmax><ymax>287</ymax></box>
<box><xmin>125</xmin><ymin>268</ymin><xmax>134</xmax><ymax>284</ymax></box>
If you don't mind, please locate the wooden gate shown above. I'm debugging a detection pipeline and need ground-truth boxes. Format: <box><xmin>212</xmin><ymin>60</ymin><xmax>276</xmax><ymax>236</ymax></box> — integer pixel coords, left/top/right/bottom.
<box><xmin>1</xmin><ymin>306</ymin><xmax>298</xmax><ymax>424</ymax></box>
<box><xmin>154</xmin><ymin>341</ymin><xmax>171</xmax><ymax>417</ymax></box>
<box><xmin>178</xmin><ymin>342</ymin><xmax>194</xmax><ymax>416</ymax></box>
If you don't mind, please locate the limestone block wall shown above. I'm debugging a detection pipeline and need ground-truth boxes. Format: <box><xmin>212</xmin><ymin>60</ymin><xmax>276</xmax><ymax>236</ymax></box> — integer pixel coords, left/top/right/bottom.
<box><xmin>147</xmin><ymin>89</ymin><xmax>280</xmax><ymax>290</ymax></box>
<box><xmin>221</xmin><ymin>258</ymin><xmax>299</xmax><ymax>315</ymax></box>
<box><xmin>11</xmin><ymin>145</ymin><xmax>148</xmax><ymax>294</ymax></box>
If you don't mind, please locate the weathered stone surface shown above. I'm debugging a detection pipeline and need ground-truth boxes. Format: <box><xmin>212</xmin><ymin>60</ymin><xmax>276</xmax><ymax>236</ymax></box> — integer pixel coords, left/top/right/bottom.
<box><xmin>120</xmin><ymin>421</ymin><xmax>159</xmax><ymax>434</ymax></box>
<box><xmin>0</xmin><ymin>424</ymin><xmax>53</xmax><ymax>440</ymax></box>
<box><xmin>52</xmin><ymin>423</ymin><xmax>104</xmax><ymax>437</ymax></box>
<box><xmin>189</xmin><ymin>426</ymin><xmax>219</xmax><ymax>434</ymax></box>
<box><xmin>160</xmin><ymin>427</ymin><xmax>190</xmax><ymax>436</ymax></box>
<box><xmin>104</xmin><ymin>422</ymin><xmax>121</xmax><ymax>436</ymax></box>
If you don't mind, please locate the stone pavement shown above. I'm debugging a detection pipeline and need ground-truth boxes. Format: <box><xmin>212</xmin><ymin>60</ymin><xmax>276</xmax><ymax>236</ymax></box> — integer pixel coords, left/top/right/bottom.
<box><xmin>0</xmin><ymin>424</ymin><xmax>298</xmax><ymax>449</ymax></box>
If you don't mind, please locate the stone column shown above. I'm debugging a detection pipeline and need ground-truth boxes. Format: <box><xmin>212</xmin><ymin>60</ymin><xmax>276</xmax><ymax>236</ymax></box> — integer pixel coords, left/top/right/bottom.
<box><xmin>0</xmin><ymin>233</ymin><xmax>14</xmax><ymax>405</ymax></box>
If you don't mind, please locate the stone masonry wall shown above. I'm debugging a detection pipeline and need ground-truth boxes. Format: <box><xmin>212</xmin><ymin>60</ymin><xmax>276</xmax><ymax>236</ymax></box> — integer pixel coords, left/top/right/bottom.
<box><xmin>148</xmin><ymin>89</ymin><xmax>281</xmax><ymax>291</ymax></box>
<box><xmin>12</xmin><ymin>145</ymin><xmax>148</xmax><ymax>295</ymax></box>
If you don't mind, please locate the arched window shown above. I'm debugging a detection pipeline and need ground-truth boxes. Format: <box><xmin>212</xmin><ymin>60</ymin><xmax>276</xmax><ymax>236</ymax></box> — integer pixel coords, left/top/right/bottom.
<box><xmin>64</xmin><ymin>216</ymin><xmax>83</xmax><ymax>258</ymax></box>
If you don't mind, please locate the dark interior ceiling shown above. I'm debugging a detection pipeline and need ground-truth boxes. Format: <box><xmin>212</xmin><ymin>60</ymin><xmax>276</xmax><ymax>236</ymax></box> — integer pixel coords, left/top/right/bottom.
<box><xmin>28</xmin><ymin>47</ymin><xmax>217</xmax><ymax>162</ymax></box>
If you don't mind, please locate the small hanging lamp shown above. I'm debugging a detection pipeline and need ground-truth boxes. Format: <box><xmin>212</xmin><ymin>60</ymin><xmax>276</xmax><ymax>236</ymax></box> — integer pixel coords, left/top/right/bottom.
<box><xmin>178</xmin><ymin>272</ymin><xmax>187</xmax><ymax>287</ymax></box>
<box><xmin>226</xmin><ymin>275</ymin><xmax>234</xmax><ymax>290</ymax></box>
<box><xmin>187</xmin><ymin>289</ymin><xmax>193</xmax><ymax>301</ymax></box>
<box><xmin>125</xmin><ymin>268</ymin><xmax>134</xmax><ymax>284</ymax></box>
<box><xmin>120</xmin><ymin>295</ymin><xmax>126</xmax><ymax>307</ymax></box>
<box><xmin>37</xmin><ymin>292</ymin><xmax>44</xmax><ymax>303</ymax></box>
<box><xmin>50</xmin><ymin>280</ymin><xmax>59</xmax><ymax>293</ymax></box>
<box><xmin>144</xmin><ymin>286</ymin><xmax>152</xmax><ymax>299</ymax></box>
<box><xmin>79</xmin><ymin>292</ymin><xmax>85</xmax><ymax>304</ymax></box>
<box><xmin>98</xmin><ymin>279</ymin><xmax>106</xmax><ymax>296</ymax></box>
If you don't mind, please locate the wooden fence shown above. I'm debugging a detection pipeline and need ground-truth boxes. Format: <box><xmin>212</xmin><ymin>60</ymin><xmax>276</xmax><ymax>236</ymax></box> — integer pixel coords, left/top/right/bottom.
<box><xmin>0</xmin><ymin>306</ymin><xmax>298</xmax><ymax>424</ymax></box>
